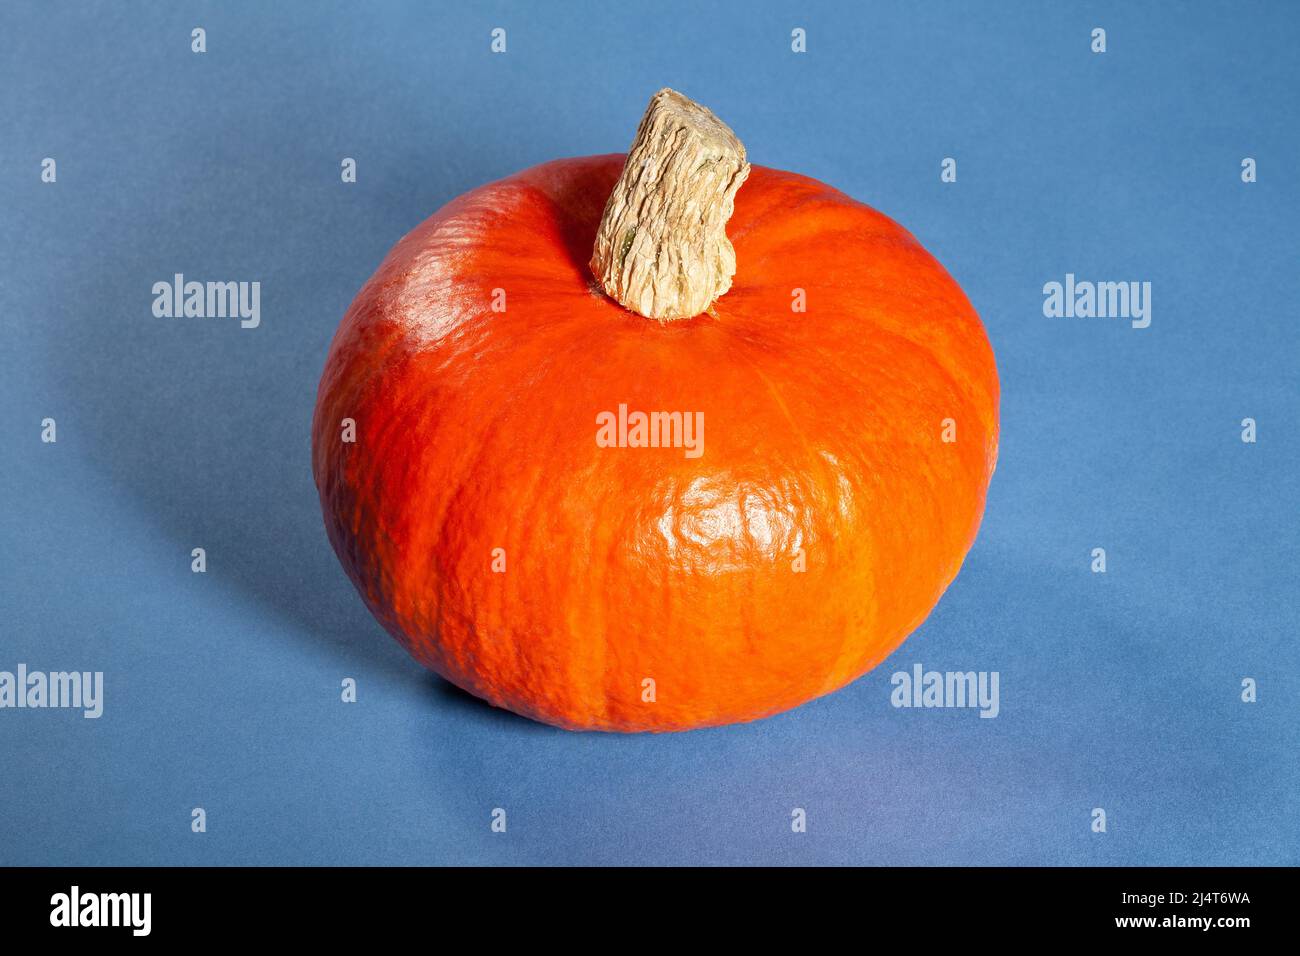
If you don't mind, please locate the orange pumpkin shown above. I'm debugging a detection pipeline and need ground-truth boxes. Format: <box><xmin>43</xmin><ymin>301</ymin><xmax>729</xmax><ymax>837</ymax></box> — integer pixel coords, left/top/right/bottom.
<box><xmin>312</xmin><ymin>90</ymin><xmax>998</xmax><ymax>732</ymax></box>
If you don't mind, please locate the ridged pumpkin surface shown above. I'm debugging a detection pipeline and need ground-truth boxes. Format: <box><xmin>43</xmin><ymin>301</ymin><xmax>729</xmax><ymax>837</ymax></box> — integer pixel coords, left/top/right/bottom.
<box><xmin>312</xmin><ymin>155</ymin><xmax>999</xmax><ymax>732</ymax></box>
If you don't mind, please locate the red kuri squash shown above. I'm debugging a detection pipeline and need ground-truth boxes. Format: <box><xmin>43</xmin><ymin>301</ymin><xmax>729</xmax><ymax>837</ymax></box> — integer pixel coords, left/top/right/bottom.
<box><xmin>312</xmin><ymin>89</ymin><xmax>999</xmax><ymax>732</ymax></box>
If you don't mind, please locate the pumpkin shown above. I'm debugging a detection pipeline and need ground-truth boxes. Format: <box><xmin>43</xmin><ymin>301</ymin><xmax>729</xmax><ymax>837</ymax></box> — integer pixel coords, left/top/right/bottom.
<box><xmin>312</xmin><ymin>89</ymin><xmax>998</xmax><ymax>732</ymax></box>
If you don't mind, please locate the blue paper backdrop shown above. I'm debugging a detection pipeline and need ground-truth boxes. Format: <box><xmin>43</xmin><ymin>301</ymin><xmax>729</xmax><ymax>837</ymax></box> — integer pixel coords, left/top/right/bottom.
<box><xmin>1</xmin><ymin>1</ymin><xmax>1296</xmax><ymax>865</ymax></box>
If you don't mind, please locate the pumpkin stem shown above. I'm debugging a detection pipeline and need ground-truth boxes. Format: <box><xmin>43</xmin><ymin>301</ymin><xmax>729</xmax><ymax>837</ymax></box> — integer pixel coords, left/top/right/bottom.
<box><xmin>590</xmin><ymin>89</ymin><xmax>751</xmax><ymax>321</ymax></box>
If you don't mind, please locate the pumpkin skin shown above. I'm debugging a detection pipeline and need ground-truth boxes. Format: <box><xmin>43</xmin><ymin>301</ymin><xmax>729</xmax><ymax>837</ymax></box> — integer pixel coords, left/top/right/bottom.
<box><xmin>312</xmin><ymin>155</ymin><xmax>998</xmax><ymax>732</ymax></box>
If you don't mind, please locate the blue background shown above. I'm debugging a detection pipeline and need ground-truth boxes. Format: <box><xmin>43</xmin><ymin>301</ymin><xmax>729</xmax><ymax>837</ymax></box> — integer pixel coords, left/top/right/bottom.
<box><xmin>2</xmin><ymin>1</ymin><xmax>1296</xmax><ymax>866</ymax></box>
